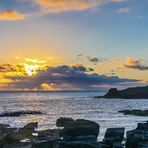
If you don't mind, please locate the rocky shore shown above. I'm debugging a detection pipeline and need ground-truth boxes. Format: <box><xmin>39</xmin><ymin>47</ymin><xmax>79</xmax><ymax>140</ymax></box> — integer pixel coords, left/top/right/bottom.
<box><xmin>0</xmin><ymin>118</ymin><xmax>148</xmax><ymax>148</ymax></box>
<box><xmin>95</xmin><ymin>86</ymin><xmax>148</xmax><ymax>99</ymax></box>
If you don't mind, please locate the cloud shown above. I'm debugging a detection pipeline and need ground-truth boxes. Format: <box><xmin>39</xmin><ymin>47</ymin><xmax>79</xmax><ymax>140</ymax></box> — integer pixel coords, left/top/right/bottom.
<box><xmin>117</xmin><ymin>7</ymin><xmax>130</xmax><ymax>13</ymax></box>
<box><xmin>0</xmin><ymin>64</ymin><xmax>25</xmax><ymax>72</ymax></box>
<box><xmin>4</xmin><ymin>64</ymin><xmax>139</xmax><ymax>90</ymax></box>
<box><xmin>0</xmin><ymin>10</ymin><xmax>26</xmax><ymax>21</ymax></box>
<box><xmin>124</xmin><ymin>57</ymin><xmax>148</xmax><ymax>70</ymax></box>
<box><xmin>34</xmin><ymin>0</ymin><xmax>126</xmax><ymax>13</ymax></box>
<box><xmin>88</xmin><ymin>56</ymin><xmax>102</xmax><ymax>65</ymax></box>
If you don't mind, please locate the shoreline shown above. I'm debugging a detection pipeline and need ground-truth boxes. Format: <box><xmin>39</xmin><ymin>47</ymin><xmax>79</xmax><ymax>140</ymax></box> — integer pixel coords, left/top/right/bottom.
<box><xmin>0</xmin><ymin>117</ymin><xmax>148</xmax><ymax>148</ymax></box>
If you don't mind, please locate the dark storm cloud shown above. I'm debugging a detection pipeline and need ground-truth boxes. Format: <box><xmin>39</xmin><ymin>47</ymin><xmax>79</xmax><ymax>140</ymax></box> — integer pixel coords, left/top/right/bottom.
<box><xmin>5</xmin><ymin>65</ymin><xmax>139</xmax><ymax>90</ymax></box>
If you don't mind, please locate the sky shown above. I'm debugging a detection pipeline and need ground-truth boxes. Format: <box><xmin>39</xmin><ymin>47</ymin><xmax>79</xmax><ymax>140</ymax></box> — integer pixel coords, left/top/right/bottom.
<box><xmin>0</xmin><ymin>0</ymin><xmax>148</xmax><ymax>91</ymax></box>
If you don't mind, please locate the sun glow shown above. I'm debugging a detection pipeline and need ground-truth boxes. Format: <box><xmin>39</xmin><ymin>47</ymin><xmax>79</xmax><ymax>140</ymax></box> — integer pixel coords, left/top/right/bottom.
<box><xmin>24</xmin><ymin>64</ymin><xmax>41</xmax><ymax>76</ymax></box>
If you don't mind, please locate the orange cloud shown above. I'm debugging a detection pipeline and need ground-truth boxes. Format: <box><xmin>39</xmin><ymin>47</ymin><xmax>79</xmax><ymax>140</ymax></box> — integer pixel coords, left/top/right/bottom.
<box><xmin>34</xmin><ymin>0</ymin><xmax>125</xmax><ymax>13</ymax></box>
<box><xmin>0</xmin><ymin>10</ymin><xmax>26</xmax><ymax>21</ymax></box>
<box><xmin>124</xmin><ymin>57</ymin><xmax>148</xmax><ymax>71</ymax></box>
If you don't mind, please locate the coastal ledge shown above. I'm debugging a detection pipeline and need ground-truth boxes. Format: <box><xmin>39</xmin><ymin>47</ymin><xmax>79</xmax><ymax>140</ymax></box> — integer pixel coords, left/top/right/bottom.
<box><xmin>0</xmin><ymin>117</ymin><xmax>148</xmax><ymax>148</ymax></box>
<box><xmin>119</xmin><ymin>110</ymin><xmax>148</xmax><ymax>116</ymax></box>
<box><xmin>95</xmin><ymin>85</ymin><xmax>148</xmax><ymax>99</ymax></box>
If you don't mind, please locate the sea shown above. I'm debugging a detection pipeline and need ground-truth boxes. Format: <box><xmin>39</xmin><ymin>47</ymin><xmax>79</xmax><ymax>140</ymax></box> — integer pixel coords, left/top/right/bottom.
<box><xmin>0</xmin><ymin>91</ymin><xmax>148</xmax><ymax>140</ymax></box>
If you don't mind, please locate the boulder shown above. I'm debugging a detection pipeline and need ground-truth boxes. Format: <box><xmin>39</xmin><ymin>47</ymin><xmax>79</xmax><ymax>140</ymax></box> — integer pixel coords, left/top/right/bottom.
<box><xmin>58</xmin><ymin>141</ymin><xmax>102</xmax><ymax>148</ymax></box>
<box><xmin>126</xmin><ymin>121</ymin><xmax>148</xmax><ymax>148</ymax></box>
<box><xmin>136</xmin><ymin>122</ymin><xmax>148</xmax><ymax>130</ymax></box>
<box><xmin>56</xmin><ymin>118</ymin><xmax>74</xmax><ymax>127</ymax></box>
<box><xmin>58</xmin><ymin>119</ymin><xmax>100</xmax><ymax>148</ymax></box>
<box><xmin>104</xmin><ymin>128</ymin><xmax>124</xmax><ymax>142</ymax></box>
<box><xmin>15</xmin><ymin>122</ymin><xmax>38</xmax><ymax>141</ymax></box>
<box><xmin>103</xmin><ymin>128</ymin><xmax>124</xmax><ymax>148</ymax></box>
<box><xmin>60</xmin><ymin>119</ymin><xmax>99</xmax><ymax>138</ymax></box>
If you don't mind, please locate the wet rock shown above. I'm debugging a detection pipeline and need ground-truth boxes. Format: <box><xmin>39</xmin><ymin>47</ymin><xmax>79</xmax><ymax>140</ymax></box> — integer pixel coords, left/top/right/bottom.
<box><xmin>104</xmin><ymin>128</ymin><xmax>125</xmax><ymax>142</ymax></box>
<box><xmin>32</xmin><ymin>136</ymin><xmax>58</xmax><ymax>148</ymax></box>
<box><xmin>0</xmin><ymin>111</ymin><xmax>43</xmax><ymax>117</ymax></box>
<box><xmin>103</xmin><ymin>128</ymin><xmax>124</xmax><ymax>148</ymax></box>
<box><xmin>23</xmin><ymin>122</ymin><xmax>38</xmax><ymax>130</ymax></box>
<box><xmin>126</xmin><ymin>121</ymin><xmax>148</xmax><ymax>148</ymax></box>
<box><xmin>138</xmin><ymin>142</ymin><xmax>148</xmax><ymax>148</ymax></box>
<box><xmin>58</xmin><ymin>119</ymin><xmax>100</xmax><ymax>148</ymax></box>
<box><xmin>2</xmin><ymin>133</ymin><xmax>20</xmax><ymax>144</ymax></box>
<box><xmin>0</xmin><ymin>127</ymin><xmax>17</xmax><ymax>142</ymax></box>
<box><xmin>119</xmin><ymin>110</ymin><xmax>148</xmax><ymax>116</ymax></box>
<box><xmin>0</xmin><ymin>124</ymin><xmax>9</xmax><ymax>129</ymax></box>
<box><xmin>56</xmin><ymin>118</ymin><xmax>74</xmax><ymax>127</ymax></box>
<box><xmin>32</xmin><ymin>140</ymin><xmax>49</xmax><ymax>148</ymax></box>
<box><xmin>60</xmin><ymin>119</ymin><xmax>99</xmax><ymax>138</ymax></box>
<box><xmin>62</xmin><ymin>135</ymin><xmax>97</xmax><ymax>142</ymax></box>
<box><xmin>113</xmin><ymin>142</ymin><xmax>123</xmax><ymax>148</ymax></box>
<box><xmin>58</xmin><ymin>141</ymin><xmax>102</xmax><ymax>148</ymax></box>
<box><xmin>16</xmin><ymin>122</ymin><xmax>38</xmax><ymax>141</ymax></box>
<box><xmin>3</xmin><ymin>144</ymin><xmax>32</xmax><ymax>148</ymax></box>
<box><xmin>136</xmin><ymin>122</ymin><xmax>148</xmax><ymax>130</ymax></box>
<box><xmin>38</xmin><ymin>129</ymin><xmax>60</xmax><ymax>140</ymax></box>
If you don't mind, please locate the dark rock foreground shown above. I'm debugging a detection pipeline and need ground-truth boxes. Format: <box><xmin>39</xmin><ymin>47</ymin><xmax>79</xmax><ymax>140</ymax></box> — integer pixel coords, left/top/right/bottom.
<box><xmin>0</xmin><ymin>118</ymin><xmax>148</xmax><ymax>148</ymax></box>
<box><xmin>95</xmin><ymin>86</ymin><xmax>148</xmax><ymax>99</ymax></box>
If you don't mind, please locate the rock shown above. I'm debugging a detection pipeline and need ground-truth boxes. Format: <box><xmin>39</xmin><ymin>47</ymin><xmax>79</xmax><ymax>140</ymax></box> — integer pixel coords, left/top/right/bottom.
<box><xmin>60</xmin><ymin>119</ymin><xmax>99</xmax><ymax>138</ymax></box>
<box><xmin>58</xmin><ymin>119</ymin><xmax>100</xmax><ymax>148</ymax></box>
<box><xmin>119</xmin><ymin>110</ymin><xmax>148</xmax><ymax>116</ymax></box>
<box><xmin>95</xmin><ymin>85</ymin><xmax>148</xmax><ymax>99</ymax></box>
<box><xmin>3</xmin><ymin>144</ymin><xmax>32</xmax><ymax>148</ymax></box>
<box><xmin>103</xmin><ymin>128</ymin><xmax>124</xmax><ymax>148</ymax></box>
<box><xmin>113</xmin><ymin>142</ymin><xmax>123</xmax><ymax>148</ymax></box>
<box><xmin>138</xmin><ymin>142</ymin><xmax>148</xmax><ymax>148</ymax></box>
<box><xmin>56</xmin><ymin>118</ymin><xmax>74</xmax><ymax>127</ymax></box>
<box><xmin>0</xmin><ymin>124</ymin><xmax>10</xmax><ymax>129</ymax></box>
<box><xmin>62</xmin><ymin>135</ymin><xmax>97</xmax><ymax>142</ymax></box>
<box><xmin>0</xmin><ymin>111</ymin><xmax>43</xmax><ymax>117</ymax></box>
<box><xmin>58</xmin><ymin>141</ymin><xmax>102</xmax><ymax>148</ymax></box>
<box><xmin>136</xmin><ymin>122</ymin><xmax>148</xmax><ymax>130</ymax></box>
<box><xmin>0</xmin><ymin>127</ymin><xmax>17</xmax><ymax>142</ymax></box>
<box><xmin>2</xmin><ymin>133</ymin><xmax>20</xmax><ymax>144</ymax></box>
<box><xmin>16</xmin><ymin>122</ymin><xmax>38</xmax><ymax>141</ymax></box>
<box><xmin>38</xmin><ymin>129</ymin><xmax>60</xmax><ymax>139</ymax></box>
<box><xmin>0</xmin><ymin>122</ymin><xmax>38</xmax><ymax>144</ymax></box>
<box><xmin>126</xmin><ymin>121</ymin><xmax>148</xmax><ymax>148</ymax></box>
<box><xmin>32</xmin><ymin>137</ymin><xmax>58</xmax><ymax>148</ymax></box>
<box><xmin>23</xmin><ymin>122</ymin><xmax>38</xmax><ymax>130</ymax></box>
<box><xmin>32</xmin><ymin>140</ymin><xmax>49</xmax><ymax>148</ymax></box>
<box><xmin>104</xmin><ymin>128</ymin><xmax>124</xmax><ymax>142</ymax></box>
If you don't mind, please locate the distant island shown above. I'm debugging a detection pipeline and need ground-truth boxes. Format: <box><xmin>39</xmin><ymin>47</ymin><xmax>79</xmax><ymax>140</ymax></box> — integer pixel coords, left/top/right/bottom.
<box><xmin>95</xmin><ymin>85</ymin><xmax>148</xmax><ymax>99</ymax></box>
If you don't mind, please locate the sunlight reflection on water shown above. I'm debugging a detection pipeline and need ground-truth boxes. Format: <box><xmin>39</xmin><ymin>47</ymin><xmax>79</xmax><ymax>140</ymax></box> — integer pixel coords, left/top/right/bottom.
<box><xmin>0</xmin><ymin>91</ymin><xmax>148</xmax><ymax>140</ymax></box>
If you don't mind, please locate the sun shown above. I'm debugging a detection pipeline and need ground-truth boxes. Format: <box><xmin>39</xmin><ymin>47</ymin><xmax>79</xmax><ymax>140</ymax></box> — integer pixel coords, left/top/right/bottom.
<box><xmin>24</xmin><ymin>64</ymin><xmax>41</xmax><ymax>76</ymax></box>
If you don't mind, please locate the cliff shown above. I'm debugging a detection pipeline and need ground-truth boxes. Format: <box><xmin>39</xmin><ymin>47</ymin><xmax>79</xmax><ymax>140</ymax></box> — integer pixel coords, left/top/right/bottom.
<box><xmin>96</xmin><ymin>85</ymin><xmax>148</xmax><ymax>99</ymax></box>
